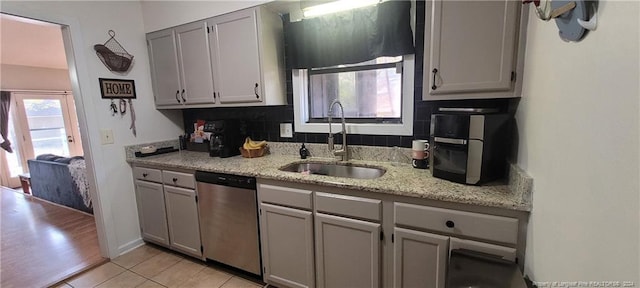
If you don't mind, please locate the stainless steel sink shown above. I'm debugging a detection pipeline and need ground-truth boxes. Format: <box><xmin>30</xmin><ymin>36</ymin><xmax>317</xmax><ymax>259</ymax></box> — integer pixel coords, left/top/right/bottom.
<box><xmin>279</xmin><ymin>162</ymin><xmax>386</xmax><ymax>179</ymax></box>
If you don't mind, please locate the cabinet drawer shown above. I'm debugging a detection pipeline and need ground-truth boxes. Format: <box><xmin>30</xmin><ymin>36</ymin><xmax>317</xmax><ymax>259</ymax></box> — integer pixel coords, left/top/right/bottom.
<box><xmin>162</xmin><ymin>170</ymin><xmax>195</xmax><ymax>189</ymax></box>
<box><xmin>449</xmin><ymin>237</ymin><xmax>516</xmax><ymax>262</ymax></box>
<box><xmin>315</xmin><ymin>192</ymin><xmax>381</xmax><ymax>222</ymax></box>
<box><xmin>258</xmin><ymin>184</ymin><xmax>312</xmax><ymax>210</ymax></box>
<box><xmin>133</xmin><ymin>167</ymin><xmax>162</xmax><ymax>183</ymax></box>
<box><xmin>394</xmin><ymin>203</ymin><xmax>518</xmax><ymax>245</ymax></box>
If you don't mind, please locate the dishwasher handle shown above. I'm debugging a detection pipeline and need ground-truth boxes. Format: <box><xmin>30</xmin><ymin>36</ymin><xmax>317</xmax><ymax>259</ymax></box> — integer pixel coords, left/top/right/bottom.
<box><xmin>195</xmin><ymin>171</ymin><xmax>256</xmax><ymax>190</ymax></box>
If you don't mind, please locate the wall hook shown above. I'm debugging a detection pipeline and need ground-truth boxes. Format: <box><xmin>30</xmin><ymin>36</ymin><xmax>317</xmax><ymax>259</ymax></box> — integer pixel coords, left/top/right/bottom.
<box><xmin>577</xmin><ymin>4</ymin><xmax>597</xmax><ymax>30</ymax></box>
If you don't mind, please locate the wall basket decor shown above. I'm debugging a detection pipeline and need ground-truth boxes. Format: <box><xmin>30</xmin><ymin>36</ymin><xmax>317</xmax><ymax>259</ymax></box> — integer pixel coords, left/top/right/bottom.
<box><xmin>94</xmin><ymin>30</ymin><xmax>134</xmax><ymax>72</ymax></box>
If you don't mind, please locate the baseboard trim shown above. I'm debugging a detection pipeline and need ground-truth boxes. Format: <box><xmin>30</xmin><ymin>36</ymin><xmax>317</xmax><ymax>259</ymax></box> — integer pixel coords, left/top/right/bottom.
<box><xmin>117</xmin><ymin>238</ymin><xmax>145</xmax><ymax>256</ymax></box>
<box><xmin>28</xmin><ymin>193</ymin><xmax>94</xmax><ymax>217</ymax></box>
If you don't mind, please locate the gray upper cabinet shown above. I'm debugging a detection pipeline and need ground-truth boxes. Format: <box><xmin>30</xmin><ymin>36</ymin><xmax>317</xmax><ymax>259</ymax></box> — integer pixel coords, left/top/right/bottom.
<box><xmin>147</xmin><ymin>7</ymin><xmax>285</xmax><ymax>109</ymax></box>
<box><xmin>423</xmin><ymin>0</ymin><xmax>523</xmax><ymax>100</ymax></box>
<box><xmin>147</xmin><ymin>21</ymin><xmax>214</xmax><ymax>107</ymax></box>
<box><xmin>393</xmin><ymin>227</ymin><xmax>448</xmax><ymax>288</ymax></box>
<box><xmin>147</xmin><ymin>29</ymin><xmax>181</xmax><ymax>106</ymax></box>
<box><xmin>209</xmin><ymin>9</ymin><xmax>262</xmax><ymax>104</ymax></box>
<box><xmin>175</xmin><ymin>21</ymin><xmax>215</xmax><ymax>105</ymax></box>
<box><xmin>315</xmin><ymin>213</ymin><xmax>381</xmax><ymax>288</ymax></box>
<box><xmin>207</xmin><ymin>7</ymin><xmax>286</xmax><ymax>106</ymax></box>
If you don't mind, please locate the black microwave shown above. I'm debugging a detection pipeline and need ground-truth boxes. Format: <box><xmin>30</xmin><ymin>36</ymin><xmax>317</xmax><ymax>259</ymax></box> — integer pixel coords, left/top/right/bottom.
<box><xmin>429</xmin><ymin>110</ymin><xmax>511</xmax><ymax>185</ymax></box>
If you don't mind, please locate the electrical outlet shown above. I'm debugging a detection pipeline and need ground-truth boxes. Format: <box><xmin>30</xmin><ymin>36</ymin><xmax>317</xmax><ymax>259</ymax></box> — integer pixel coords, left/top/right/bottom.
<box><xmin>100</xmin><ymin>129</ymin><xmax>114</xmax><ymax>145</ymax></box>
<box><xmin>280</xmin><ymin>123</ymin><xmax>293</xmax><ymax>138</ymax></box>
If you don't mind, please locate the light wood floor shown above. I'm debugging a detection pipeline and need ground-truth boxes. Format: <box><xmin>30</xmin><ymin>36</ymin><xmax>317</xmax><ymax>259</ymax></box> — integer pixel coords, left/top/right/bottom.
<box><xmin>1</xmin><ymin>186</ymin><xmax>106</xmax><ymax>288</ymax></box>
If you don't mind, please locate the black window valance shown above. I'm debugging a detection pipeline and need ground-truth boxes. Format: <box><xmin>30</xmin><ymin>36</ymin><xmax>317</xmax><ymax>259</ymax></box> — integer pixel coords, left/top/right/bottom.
<box><xmin>287</xmin><ymin>1</ymin><xmax>415</xmax><ymax>69</ymax></box>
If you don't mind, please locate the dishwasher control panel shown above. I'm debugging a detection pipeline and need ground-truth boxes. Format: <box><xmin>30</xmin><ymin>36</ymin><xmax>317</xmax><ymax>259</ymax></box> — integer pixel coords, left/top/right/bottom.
<box><xmin>195</xmin><ymin>171</ymin><xmax>256</xmax><ymax>190</ymax></box>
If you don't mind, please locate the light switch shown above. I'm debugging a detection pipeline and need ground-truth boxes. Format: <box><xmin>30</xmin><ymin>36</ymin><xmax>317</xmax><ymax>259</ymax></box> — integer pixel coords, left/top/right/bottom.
<box><xmin>280</xmin><ymin>123</ymin><xmax>293</xmax><ymax>138</ymax></box>
<box><xmin>100</xmin><ymin>129</ymin><xmax>114</xmax><ymax>145</ymax></box>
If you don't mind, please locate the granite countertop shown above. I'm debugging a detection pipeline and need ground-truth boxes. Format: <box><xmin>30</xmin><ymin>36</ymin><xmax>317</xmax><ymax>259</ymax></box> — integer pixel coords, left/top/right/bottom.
<box><xmin>127</xmin><ymin>147</ymin><xmax>532</xmax><ymax>212</ymax></box>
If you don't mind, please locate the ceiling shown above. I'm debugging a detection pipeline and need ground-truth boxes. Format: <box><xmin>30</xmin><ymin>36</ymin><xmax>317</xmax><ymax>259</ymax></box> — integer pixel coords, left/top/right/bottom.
<box><xmin>0</xmin><ymin>14</ymin><xmax>68</xmax><ymax>69</ymax></box>
<box><xmin>0</xmin><ymin>1</ymin><xmax>344</xmax><ymax>70</ymax></box>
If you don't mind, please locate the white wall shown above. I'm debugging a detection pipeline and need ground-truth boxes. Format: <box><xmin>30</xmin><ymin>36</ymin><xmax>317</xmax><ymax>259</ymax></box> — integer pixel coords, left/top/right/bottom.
<box><xmin>1</xmin><ymin>1</ymin><xmax>184</xmax><ymax>258</ymax></box>
<box><xmin>141</xmin><ymin>0</ymin><xmax>269</xmax><ymax>32</ymax></box>
<box><xmin>517</xmin><ymin>1</ymin><xmax>639</xmax><ymax>283</ymax></box>
<box><xmin>1</xmin><ymin>64</ymin><xmax>71</xmax><ymax>91</ymax></box>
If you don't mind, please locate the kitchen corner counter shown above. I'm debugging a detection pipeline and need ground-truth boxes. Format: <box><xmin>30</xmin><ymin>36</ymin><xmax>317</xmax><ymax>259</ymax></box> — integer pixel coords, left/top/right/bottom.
<box><xmin>127</xmin><ymin>150</ymin><xmax>532</xmax><ymax>212</ymax></box>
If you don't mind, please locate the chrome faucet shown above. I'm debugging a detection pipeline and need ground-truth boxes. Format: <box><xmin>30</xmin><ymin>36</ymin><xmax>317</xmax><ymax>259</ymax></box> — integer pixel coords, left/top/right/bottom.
<box><xmin>328</xmin><ymin>99</ymin><xmax>348</xmax><ymax>161</ymax></box>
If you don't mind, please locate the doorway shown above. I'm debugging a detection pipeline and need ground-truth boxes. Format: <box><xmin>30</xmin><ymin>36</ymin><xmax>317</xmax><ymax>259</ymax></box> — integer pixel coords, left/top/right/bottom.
<box><xmin>1</xmin><ymin>12</ymin><xmax>83</xmax><ymax>187</ymax></box>
<box><xmin>1</xmin><ymin>92</ymin><xmax>83</xmax><ymax>188</ymax></box>
<box><xmin>0</xmin><ymin>12</ymin><xmax>105</xmax><ymax>286</ymax></box>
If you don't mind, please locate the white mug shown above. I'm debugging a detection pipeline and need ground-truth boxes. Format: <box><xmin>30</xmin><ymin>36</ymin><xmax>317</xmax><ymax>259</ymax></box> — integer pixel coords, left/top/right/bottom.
<box><xmin>412</xmin><ymin>140</ymin><xmax>429</xmax><ymax>160</ymax></box>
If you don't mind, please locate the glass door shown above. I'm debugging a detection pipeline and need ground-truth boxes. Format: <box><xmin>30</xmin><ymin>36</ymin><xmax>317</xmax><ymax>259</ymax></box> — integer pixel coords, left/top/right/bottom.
<box><xmin>0</xmin><ymin>92</ymin><xmax>83</xmax><ymax>188</ymax></box>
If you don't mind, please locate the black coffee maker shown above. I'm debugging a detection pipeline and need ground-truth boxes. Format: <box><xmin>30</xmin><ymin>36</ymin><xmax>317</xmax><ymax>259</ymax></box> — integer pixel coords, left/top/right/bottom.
<box><xmin>206</xmin><ymin>120</ymin><xmax>242</xmax><ymax>158</ymax></box>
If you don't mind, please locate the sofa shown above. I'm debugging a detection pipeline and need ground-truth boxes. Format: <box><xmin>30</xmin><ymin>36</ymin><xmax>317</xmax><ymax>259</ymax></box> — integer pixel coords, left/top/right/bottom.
<box><xmin>27</xmin><ymin>154</ymin><xmax>93</xmax><ymax>214</ymax></box>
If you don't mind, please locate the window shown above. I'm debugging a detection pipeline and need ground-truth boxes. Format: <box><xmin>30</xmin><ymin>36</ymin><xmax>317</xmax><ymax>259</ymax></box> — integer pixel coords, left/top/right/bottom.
<box><xmin>23</xmin><ymin>99</ymin><xmax>71</xmax><ymax>157</ymax></box>
<box><xmin>308</xmin><ymin>56</ymin><xmax>403</xmax><ymax>122</ymax></box>
<box><xmin>293</xmin><ymin>55</ymin><xmax>414</xmax><ymax>135</ymax></box>
<box><xmin>290</xmin><ymin>0</ymin><xmax>416</xmax><ymax>136</ymax></box>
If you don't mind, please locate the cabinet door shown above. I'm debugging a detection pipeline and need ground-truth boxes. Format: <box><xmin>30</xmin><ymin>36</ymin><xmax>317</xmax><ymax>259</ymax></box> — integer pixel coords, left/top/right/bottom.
<box><xmin>427</xmin><ymin>0</ymin><xmax>518</xmax><ymax>95</ymax></box>
<box><xmin>147</xmin><ymin>29</ymin><xmax>182</xmax><ymax>106</ymax></box>
<box><xmin>164</xmin><ymin>185</ymin><xmax>202</xmax><ymax>258</ymax></box>
<box><xmin>209</xmin><ymin>8</ymin><xmax>263</xmax><ymax>104</ymax></box>
<box><xmin>315</xmin><ymin>213</ymin><xmax>380</xmax><ymax>288</ymax></box>
<box><xmin>260</xmin><ymin>203</ymin><xmax>315</xmax><ymax>288</ymax></box>
<box><xmin>393</xmin><ymin>227</ymin><xmax>448</xmax><ymax>288</ymax></box>
<box><xmin>175</xmin><ymin>21</ymin><xmax>215</xmax><ymax>105</ymax></box>
<box><xmin>135</xmin><ymin>180</ymin><xmax>170</xmax><ymax>246</ymax></box>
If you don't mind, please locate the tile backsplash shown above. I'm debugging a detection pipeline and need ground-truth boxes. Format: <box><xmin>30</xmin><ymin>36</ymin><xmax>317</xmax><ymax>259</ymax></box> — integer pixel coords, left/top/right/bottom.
<box><xmin>182</xmin><ymin>1</ymin><xmax>517</xmax><ymax>148</ymax></box>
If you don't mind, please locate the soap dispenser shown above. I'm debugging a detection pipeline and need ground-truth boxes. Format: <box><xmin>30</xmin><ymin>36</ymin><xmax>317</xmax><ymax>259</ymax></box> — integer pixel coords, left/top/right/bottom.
<box><xmin>299</xmin><ymin>143</ymin><xmax>309</xmax><ymax>159</ymax></box>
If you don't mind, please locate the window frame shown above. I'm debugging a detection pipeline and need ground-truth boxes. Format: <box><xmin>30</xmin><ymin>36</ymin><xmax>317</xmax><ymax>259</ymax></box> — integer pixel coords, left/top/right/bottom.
<box><xmin>293</xmin><ymin>54</ymin><xmax>414</xmax><ymax>136</ymax></box>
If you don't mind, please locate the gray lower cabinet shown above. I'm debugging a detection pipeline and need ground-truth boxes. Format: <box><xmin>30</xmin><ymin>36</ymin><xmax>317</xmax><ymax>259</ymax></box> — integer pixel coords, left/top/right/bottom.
<box><xmin>256</xmin><ymin>180</ymin><xmax>526</xmax><ymax>288</ymax></box>
<box><xmin>393</xmin><ymin>227</ymin><xmax>448</xmax><ymax>288</ymax></box>
<box><xmin>260</xmin><ymin>203</ymin><xmax>315</xmax><ymax>288</ymax></box>
<box><xmin>133</xmin><ymin>166</ymin><xmax>202</xmax><ymax>259</ymax></box>
<box><xmin>315</xmin><ymin>213</ymin><xmax>381</xmax><ymax>288</ymax></box>
<box><xmin>164</xmin><ymin>185</ymin><xmax>202</xmax><ymax>258</ymax></box>
<box><xmin>134</xmin><ymin>179</ymin><xmax>170</xmax><ymax>246</ymax></box>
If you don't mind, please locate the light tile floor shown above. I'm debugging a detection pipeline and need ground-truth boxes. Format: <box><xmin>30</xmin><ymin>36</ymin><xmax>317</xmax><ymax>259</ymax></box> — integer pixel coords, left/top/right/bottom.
<box><xmin>53</xmin><ymin>244</ymin><xmax>265</xmax><ymax>288</ymax></box>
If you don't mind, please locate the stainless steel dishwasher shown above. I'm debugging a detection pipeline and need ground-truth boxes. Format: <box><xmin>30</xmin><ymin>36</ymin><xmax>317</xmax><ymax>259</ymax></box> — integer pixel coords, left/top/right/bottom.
<box><xmin>195</xmin><ymin>171</ymin><xmax>261</xmax><ymax>276</ymax></box>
